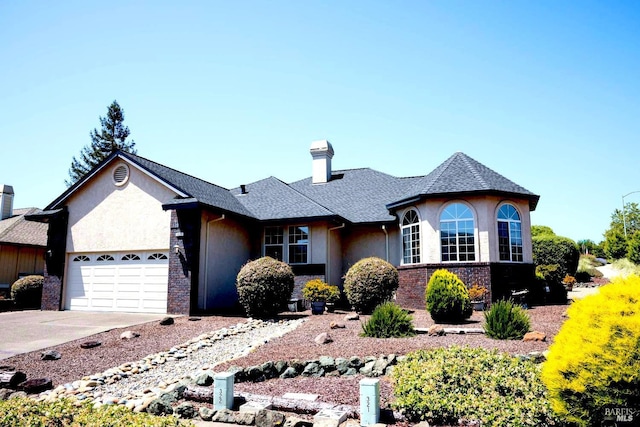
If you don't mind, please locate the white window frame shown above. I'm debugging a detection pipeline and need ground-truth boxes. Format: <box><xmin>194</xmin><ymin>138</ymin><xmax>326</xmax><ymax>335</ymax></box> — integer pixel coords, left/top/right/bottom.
<box><xmin>440</xmin><ymin>202</ymin><xmax>477</xmax><ymax>262</ymax></box>
<box><xmin>497</xmin><ymin>203</ymin><xmax>523</xmax><ymax>262</ymax></box>
<box><xmin>262</xmin><ymin>225</ymin><xmax>310</xmax><ymax>264</ymax></box>
<box><xmin>401</xmin><ymin>209</ymin><xmax>421</xmax><ymax>265</ymax></box>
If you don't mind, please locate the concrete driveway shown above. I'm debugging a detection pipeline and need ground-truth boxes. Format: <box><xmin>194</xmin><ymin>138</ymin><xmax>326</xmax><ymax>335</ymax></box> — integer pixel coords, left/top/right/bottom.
<box><xmin>0</xmin><ymin>310</ymin><xmax>167</xmax><ymax>360</ymax></box>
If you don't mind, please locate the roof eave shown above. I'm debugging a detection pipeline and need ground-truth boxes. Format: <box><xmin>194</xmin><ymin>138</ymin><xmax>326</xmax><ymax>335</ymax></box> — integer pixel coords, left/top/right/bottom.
<box><xmin>387</xmin><ymin>191</ymin><xmax>540</xmax><ymax>211</ymax></box>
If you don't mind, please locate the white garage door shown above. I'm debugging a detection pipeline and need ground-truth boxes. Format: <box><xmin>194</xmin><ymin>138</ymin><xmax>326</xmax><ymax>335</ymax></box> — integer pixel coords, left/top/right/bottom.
<box><xmin>65</xmin><ymin>251</ymin><xmax>169</xmax><ymax>313</ymax></box>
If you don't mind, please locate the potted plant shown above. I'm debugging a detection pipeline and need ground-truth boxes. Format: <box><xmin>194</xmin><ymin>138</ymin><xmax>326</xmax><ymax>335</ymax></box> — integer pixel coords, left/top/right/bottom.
<box><xmin>302</xmin><ymin>279</ymin><xmax>340</xmax><ymax>315</ymax></box>
<box><xmin>468</xmin><ymin>284</ymin><xmax>487</xmax><ymax>311</ymax></box>
<box><xmin>562</xmin><ymin>274</ymin><xmax>576</xmax><ymax>292</ymax></box>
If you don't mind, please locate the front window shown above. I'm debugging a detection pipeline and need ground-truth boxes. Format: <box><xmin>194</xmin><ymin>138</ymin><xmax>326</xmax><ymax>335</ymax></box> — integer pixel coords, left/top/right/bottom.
<box><xmin>288</xmin><ymin>225</ymin><xmax>309</xmax><ymax>264</ymax></box>
<box><xmin>402</xmin><ymin>210</ymin><xmax>421</xmax><ymax>264</ymax></box>
<box><xmin>440</xmin><ymin>203</ymin><xmax>476</xmax><ymax>262</ymax></box>
<box><xmin>497</xmin><ymin>204</ymin><xmax>523</xmax><ymax>262</ymax></box>
<box><xmin>264</xmin><ymin>226</ymin><xmax>284</xmax><ymax>261</ymax></box>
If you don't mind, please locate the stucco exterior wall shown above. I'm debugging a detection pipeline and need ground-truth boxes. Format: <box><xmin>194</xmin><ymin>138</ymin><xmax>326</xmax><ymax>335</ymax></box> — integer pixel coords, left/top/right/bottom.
<box><xmin>343</xmin><ymin>224</ymin><xmax>399</xmax><ymax>272</ymax></box>
<box><xmin>65</xmin><ymin>161</ymin><xmax>176</xmax><ymax>253</ymax></box>
<box><xmin>199</xmin><ymin>213</ymin><xmax>251</xmax><ymax>310</ymax></box>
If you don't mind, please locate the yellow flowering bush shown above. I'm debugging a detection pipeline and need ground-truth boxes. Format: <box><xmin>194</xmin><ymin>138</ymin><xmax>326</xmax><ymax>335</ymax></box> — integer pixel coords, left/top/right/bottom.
<box><xmin>541</xmin><ymin>275</ymin><xmax>640</xmax><ymax>426</ymax></box>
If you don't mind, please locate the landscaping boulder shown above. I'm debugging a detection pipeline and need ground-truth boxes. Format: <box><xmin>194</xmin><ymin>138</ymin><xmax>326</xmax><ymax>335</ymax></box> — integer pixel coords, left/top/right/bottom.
<box><xmin>147</xmin><ymin>398</ymin><xmax>173</xmax><ymax>416</ymax></box>
<box><xmin>212</xmin><ymin>408</ymin><xmax>237</xmax><ymax>423</ymax></box>
<box><xmin>284</xmin><ymin>416</ymin><xmax>313</xmax><ymax>427</ymax></box>
<box><xmin>344</xmin><ymin>313</ymin><xmax>359</xmax><ymax>321</ymax></box>
<box><xmin>40</xmin><ymin>350</ymin><xmax>61</xmax><ymax>360</ymax></box>
<box><xmin>120</xmin><ymin>330</ymin><xmax>140</xmax><ymax>340</ymax></box>
<box><xmin>256</xmin><ymin>409</ymin><xmax>286</xmax><ymax>427</ymax></box>
<box><xmin>280</xmin><ymin>367</ymin><xmax>298</xmax><ymax>379</ymax></box>
<box><xmin>196</xmin><ymin>371</ymin><xmax>214</xmax><ymax>386</ymax></box>
<box><xmin>330</xmin><ymin>321</ymin><xmax>346</xmax><ymax>329</ymax></box>
<box><xmin>428</xmin><ymin>325</ymin><xmax>445</xmax><ymax>336</ymax></box>
<box><xmin>174</xmin><ymin>402</ymin><xmax>197</xmax><ymax>419</ymax></box>
<box><xmin>314</xmin><ymin>332</ymin><xmax>333</xmax><ymax>345</ymax></box>
<box><xmin>523</xmin><ymin>331</ymin><xmax>546</xmax><ymax>342</ymax></box>
<box><xmin>18</xmin><ymin>378</ymin><xmax>52</xmax><ymax>394</ymax></box>
<box><xmin>0</xmin><ymin>370</ymin><xmax>26</xmax><ymax>389</ymax></box>
<box><xmin>199</xmin><ymin>407</ymin><xmax>215</xmax><ymax>421</ymax></box>
<box><xmin>159</xmin><ymin>316</ymin><xmax>174</xmax><ymax>326</ymax></box>
<box><xmin>80</xmin><ymin>341</ymin><xmax>101</xmax><ymax>349</ymax></box>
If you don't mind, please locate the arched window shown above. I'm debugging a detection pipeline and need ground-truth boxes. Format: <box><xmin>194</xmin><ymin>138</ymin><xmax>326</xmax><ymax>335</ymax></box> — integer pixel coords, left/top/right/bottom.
<box><xmin>440</xmin><ymin>203</ymin><xmax>476</xmax><ymax>262</ymax></box>
<box><xmin>402</xmin><ymin>210</ymin><xmax>421</xmax><ymax>264</ymax></box>
<box><xmin>497</xmin><ymin>204</ymin><xmax>523</xmax><ymax>262</ymax></box>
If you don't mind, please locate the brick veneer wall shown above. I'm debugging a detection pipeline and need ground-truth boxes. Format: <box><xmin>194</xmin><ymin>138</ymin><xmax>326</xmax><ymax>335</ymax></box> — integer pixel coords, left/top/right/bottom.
<box><xmin>167</xmin><ymin>209</ymin><xmax>200</xmax><ymax>315</ymax></box>
<box><xmin>396</xmin><ymin>263</ymin><xmax>492</xmax><ymax>310</ymax></box>
<box><xmin>41</xmin><ymin>261</ymin><xmax>63</xmax><ymax>310</ymax></box>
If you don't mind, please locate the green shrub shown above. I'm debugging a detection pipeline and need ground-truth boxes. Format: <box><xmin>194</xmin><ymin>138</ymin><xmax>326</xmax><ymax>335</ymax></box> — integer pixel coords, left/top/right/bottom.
<box><xmin>532</xmin><ymin>234</ymin><xmax>579</xmax><ymax>281</ymax></box>
<box><xmin>10</xmin><ymin>275</ymin><xmax>43</xmax><ymax>309</ymax></box>
<box><xmin>0</xmin><ymin>397</ymin><xmax>184</xmax><ymax>426</ymax></box>
<box><xmin>361</xmin><ymin>302</ymin><xmax>415</xmax><ymax>338</ymax></box>
<box><xmin>301</xmin><ymin>279</ymin><xmax>339</xmax><ymax>302</ymax></box>
<box><xmin>541</xmin><ymin>275</ymin><xmax>640</xmax><ymax>426</ymax></box>
<box><xmin>235</xmin><ymin>257</ymin><xmax>294</xmax><ymax>318</ymax></box>
<box><xmin>483</xmin><ymin>299</ymin><xmax>531</xmax><ymax>340</ymax></box>
<box><xmin>392</xmin><ymin>346</ymin><xmax>557</xmax><ymax>426</ymax></box>
<box><xmin>343</xmin><ymin>257</ymin><xmax>398</xmax><ymax>314</ymax></box>
<box><xmin>425</xmin><ymin>269</ymin><xmax>472</xmax><ymax>323</ymax></box>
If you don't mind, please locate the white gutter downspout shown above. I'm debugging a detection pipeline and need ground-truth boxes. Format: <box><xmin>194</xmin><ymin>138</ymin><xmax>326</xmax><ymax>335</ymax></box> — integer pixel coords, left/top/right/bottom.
<box><xmin>327</xmin><ymin>223</ymin><xmax>345</xmax><ymax>284</ymax></box>
<box><xmin>203</xmin><ymin>214</ymin><xmax>225</xmax><ymax>310</ymax></box>
<box><xmin>382</xmin><ymin>225</ymin><xmax>389</xmax><ymax>262</ymax></box>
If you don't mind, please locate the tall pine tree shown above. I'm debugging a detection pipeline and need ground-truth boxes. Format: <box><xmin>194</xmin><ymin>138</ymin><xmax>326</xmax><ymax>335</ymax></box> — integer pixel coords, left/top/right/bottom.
<box><xmin>67</xmin><ymin>100</ymin><xmax>136</xmax><ymax>186</ymax></box>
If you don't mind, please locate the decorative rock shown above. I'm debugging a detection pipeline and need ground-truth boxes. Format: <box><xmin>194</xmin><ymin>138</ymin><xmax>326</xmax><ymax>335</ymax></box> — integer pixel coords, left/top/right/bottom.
<box><xmin>344</xmin><ymin>313</ymin><xmax>360</xmax><ymax>321</ymax></box>
<box><xmin>236</xmin><ymin>411</ymin><xmax>257</xmax><ymax>425</ymax></box>
<box><xmin>348</xmin><ymin>356</ymin><xmax>363</xmax><ymax>369</ymax></box>
<box><xmin>302</xmin><ymin>362</ymin><xmax>324</xmax><ymax>378</ymax></box>
<box><xmin>19</xmin><ymin>378</ymin><xmax>53</xmax><ymax>394</ymax></box>
<box><xmin>80</xmin><ymin>341</ymin><xmax>101</xmax><ymax>349</ymax></box>
<box><xmin>279</xmin><ymin>367</ymin><xmax>298</xmax><ymax>379</ymax></box>
<box><xmin>335</xmin><ymin>357</ymin><xmax>349</xmax><ymax>374</ymax></box>
<box><xmin>523</xmin><ymin>331</ymin><xmax>547</xmax><ymax>342</ymax></box>
<box><xmin>195</xmin><ymin>372</ymin><xmax>214</xmax><ymax>386</ymax></box>
<box><xmin>255</xmin><ymin>409</ymin><xmax>286</xmax><ymax>427</ymax></box>
<box><xmin>159</xmin><ymin>317</ymin><xmax>174</xmax><ymax>326</ymax></box>
<box><xmin>318</xmin><ymin>356</ymin><xmax>335</xmax><ymax>368</ymax></box>
<box><xmin>314</xmin><ymin>332</ymin><xmax>333</xmax><ymax>345</ymax></box>
<box><xmin>428</xmin><ymin>325</ymin><xmax>445</xmax><ymax>336</ymax></box>
<box><xmin>199</xmin><ymin>407</ymin><xmax>215</xmax><ymax>421</ymax></box>
<box><xmin>330</xmin><ymin>321</ymin><xmax>346</xmax><ymax>329</ymax></box>
<box><xmin>41</xmin><ymin>350</ymin><xmax>61</xmax><ymax>360</ymax></box>
<box><xmin>359</xmin><ymin>361</ymin><xmax>376</xmax><ymax>376</ymax></box>
<box><xmin>284</xmin><ymin>416</ymin><xmax>313</xmax><ymax>427</ymax></box>
<box><xmin>188</xmin><ymin>317</ymin><xmax>201</xmax><ymax>321</ymax></box>
<box><xmin>174</xmin><ymin>402</ymin><xmax>197</xmax><ymax>419</ymax></box>
<box><xmin>120</xmin><ymin>331</ymin><xmax>140</xmax><ymax>340</ymax></box>
<box><xmin>212</xmin><ymin>408</ymin><xmax>237</xmax><ymax>423</ymax></box>
<box><xmin>372</xmin><ymin>357</ymin><xmax>389</xmax><ymax>377</ymax></box>
<box><xmin>0</xmin><ymin>370</ymin><xmax>26</xmax><ymax>388</ymax></box>
<box><xmin>0</xmin><ymin>388</ymin><xmax>12</xmax><ymax>400</ymax></box>
<box><xmin>147</xmin><ymin>398</ymin><xmax>173</xmax><ymax>415</ymax></box>
<box><xmin>343</xmin><ymin>367</ymin><xmax>358</xmax><ymax>376</ymax></box>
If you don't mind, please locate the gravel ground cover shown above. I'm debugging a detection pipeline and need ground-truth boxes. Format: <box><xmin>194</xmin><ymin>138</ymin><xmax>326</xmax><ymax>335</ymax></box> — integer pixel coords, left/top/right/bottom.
<box><xmin>2</xmin><ymin>304</ymin><xmax>567</xmax><ymax>412</ymax></box>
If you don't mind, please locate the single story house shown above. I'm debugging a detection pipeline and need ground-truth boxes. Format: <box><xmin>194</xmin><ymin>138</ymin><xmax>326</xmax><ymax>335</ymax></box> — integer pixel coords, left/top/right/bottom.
<box><xmin>28</xmin><ymin>141</ymin><xmax>539</xmax><ymax>314</ymax></box>
<box><xmin>0</xmin><ymin>185</ymin><xmax>48</xmax><ymax>295</ymax></box>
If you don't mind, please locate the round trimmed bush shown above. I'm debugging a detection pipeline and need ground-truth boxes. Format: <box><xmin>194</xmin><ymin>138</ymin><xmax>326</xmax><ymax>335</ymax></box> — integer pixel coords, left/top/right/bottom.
<box><xmin>10</xmin><ymin>275</ymin><xmax>43</xmax><ymax>309</ymax></box>
<box><xmin>343</xmin><ymin>257</ymin><xmax>399</xmax><ymax>314</ymax></box>
<box><xmin>235</xmin><ymin>257</ymin><xmax>294</xmax><ymax>318</ymax></box>
<box><xmin>541</xmin><ymin>275</ymin><xmax>640</xmax><ymax>426</ymax></box>
<box><xmin>425</xmin><ymin>269</ymin><xmax>472</xmax><ymax>323</ymax></box>
<box><xmin>483</xmin><ymin>299</ymin><xmax>530</xmax><ymax>340</ymax></box>
<box><xmin>361</xmin><ymin>302</ymin><xmax>415</xmax><ymax>338</ymax></box>
<box><xmin>393</xmin><ymin>346</ymin><xmax>557</xmax><ymax>426</ymax></box>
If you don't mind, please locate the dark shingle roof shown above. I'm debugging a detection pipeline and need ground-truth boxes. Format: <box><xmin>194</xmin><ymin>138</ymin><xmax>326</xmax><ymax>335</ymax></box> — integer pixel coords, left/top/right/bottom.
<box><xmin>289</xmin><ymin>169</ymin><xmax>420</xmax><ymax>223</ymax></box>
<box><xmin>120</xmin><ymin>153</ymin><xmax>254</xmax><ymax>218</ymax></box>
<box><xmin>388</xmin><ymin>152</ymin><xmax>539</xmax><ymax>210</ymax></box>
<box><xmin>0</xmin><ymin>208</ymin><xmax>48</xmax><ymax>247</ymax></box>
<box><xmin>231</xmin><ymin>177</ymin><xmax>334</xmax><ymax>221</ymax></box>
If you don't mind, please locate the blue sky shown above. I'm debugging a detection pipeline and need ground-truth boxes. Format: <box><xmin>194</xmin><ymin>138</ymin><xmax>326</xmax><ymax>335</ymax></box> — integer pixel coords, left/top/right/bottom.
<box><xmin>1</xmin><ymin>1</ymin><xmax>638</xmax><ymax>243</ymax></box>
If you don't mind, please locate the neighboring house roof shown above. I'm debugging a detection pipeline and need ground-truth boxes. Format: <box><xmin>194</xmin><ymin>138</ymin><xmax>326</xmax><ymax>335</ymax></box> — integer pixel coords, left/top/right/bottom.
<box><xmin>387</xmin><ymin>152</ymin><xmax>540</xmax><ymax>210</ymax></box>
<box><xmin>0</xmin><ymin>208</ymin><xmax>48</xmax><ymax>247</ymax></box>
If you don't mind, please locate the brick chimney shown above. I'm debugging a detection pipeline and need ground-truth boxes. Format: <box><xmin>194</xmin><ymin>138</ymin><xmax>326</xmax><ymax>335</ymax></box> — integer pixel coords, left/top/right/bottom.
<box><xmin>0</xmin><ymin>184</ymin><xmax>14</xmax><ymax>220</ymax></box>
<box><xmin>310</xmin><ymin>140</ymin><xmax>334</xmax><ymax>184</ymax></box>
